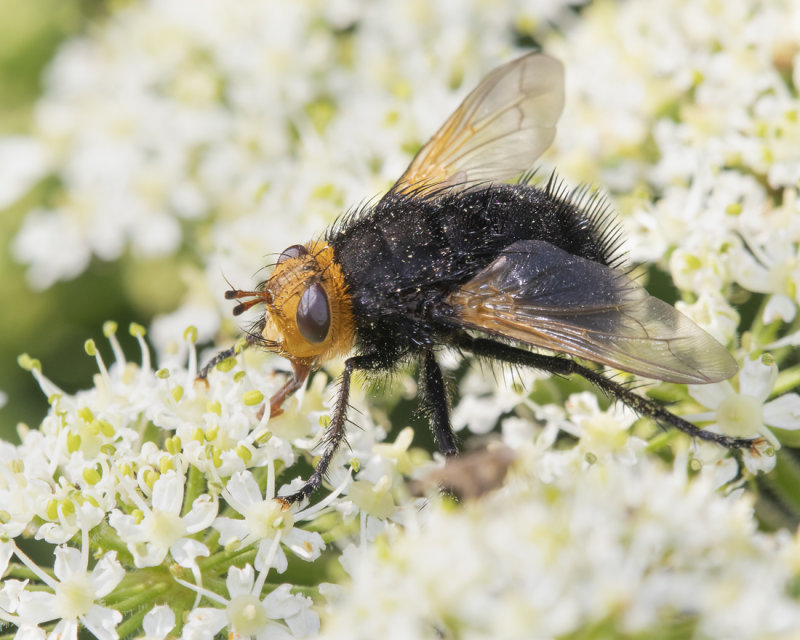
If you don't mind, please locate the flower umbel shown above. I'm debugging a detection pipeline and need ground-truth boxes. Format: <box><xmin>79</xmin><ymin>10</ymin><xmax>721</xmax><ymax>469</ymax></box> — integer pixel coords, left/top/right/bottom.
<box><xmin>689</xmin><ymin>355</ymin><xmax>800</xmax><ymax>472</ymax></box>
<box><xmin>4</xmin><ymin>324</ymin><xmax>357</xmax><ymax>638</ymax></box>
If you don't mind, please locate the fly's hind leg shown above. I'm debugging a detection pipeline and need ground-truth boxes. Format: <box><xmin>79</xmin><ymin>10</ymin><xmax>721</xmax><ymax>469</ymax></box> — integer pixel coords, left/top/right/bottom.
<box><xmin>281</xmin><ymin>353</ymin><xmax>385</xmax><ymax>504</ymax></box>
<box><xmin>453</xmin><ymin>333</ymin><xmax>756</xmax><ymax>451</ymax></box>
<box><xmin>420</xmin><ymin>350</ymin><xmax>458</xmax><ymax>457</ymax></box>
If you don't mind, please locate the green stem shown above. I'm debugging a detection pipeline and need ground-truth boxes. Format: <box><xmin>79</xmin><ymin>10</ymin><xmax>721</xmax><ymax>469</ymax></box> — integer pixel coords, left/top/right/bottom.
<box><xmin>117</xmin><ymin>608</ymin><xmax>149</xmax><ymax>639</ymax></box>
<box><xmin>774</xmin><ymin>363</ymin><xmax>800</xmax><ymax>396</ymax></box>
<box><xmin>197</xmin><ymin>544</ymin><xmax>257</xmax><ymax>572</ymax></box>
<box><xmin>5</xmin><ymin>562</ymin><xmax>41</xmax><ymax>581</ymax></box>
<box><xmin>184</xmin><ymin>463</ymin><xmax>206</xmax><ymax>513</ymax></box>
<box><xmin>111</xmin><ymin>581</ymin><xmax>170</xmax><ymax>613</ymax></box>
<box><xmin>748</xmin><ymin>295</ymin><xmax>771</xmax><ymax>344</ymax></box>
<box><xmin>644</xmin><ymin>430</ymin><xmax>679</xmax><ymax>453</ymax></box>
<box><xmin>91</xmin><ymin>522</ymin><xmax>132</xmax><ymax>563</ymax></box>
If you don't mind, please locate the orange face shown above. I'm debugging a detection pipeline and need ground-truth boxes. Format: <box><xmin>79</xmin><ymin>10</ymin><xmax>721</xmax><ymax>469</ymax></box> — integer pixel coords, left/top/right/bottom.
<box><xmin>258</xmin><ymin>241</ymin><xmax>355</xmax><ymax>365</ymax></box>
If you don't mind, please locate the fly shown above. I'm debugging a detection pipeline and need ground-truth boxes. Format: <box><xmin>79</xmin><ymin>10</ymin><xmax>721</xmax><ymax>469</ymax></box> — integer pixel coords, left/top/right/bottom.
<box><xmin>204</xmin><ymin>53</ymin><xmax>756</xmax><ymax>503</ymax></box>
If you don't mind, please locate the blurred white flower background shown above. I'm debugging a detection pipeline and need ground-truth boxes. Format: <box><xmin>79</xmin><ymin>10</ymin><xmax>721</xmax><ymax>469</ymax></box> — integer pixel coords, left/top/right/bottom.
<box><xmin>1</xmin><ymin>0</ymin><xmax>800</xmax><ymax>638</ymax></box>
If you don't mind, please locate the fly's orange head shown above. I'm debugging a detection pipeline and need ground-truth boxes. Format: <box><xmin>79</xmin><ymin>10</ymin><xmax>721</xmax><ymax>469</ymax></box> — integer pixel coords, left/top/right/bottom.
<box><xmin>227</xmin><ymin>242</ymin><xmax>354</xmax><ymax>366</ymax></box>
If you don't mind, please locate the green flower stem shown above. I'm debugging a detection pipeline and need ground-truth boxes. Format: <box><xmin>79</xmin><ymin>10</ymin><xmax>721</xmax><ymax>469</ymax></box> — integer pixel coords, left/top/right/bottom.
<box><xmin>644</xmin><ymin>430</ymin><xmax>680</xmax><ymax>453</ymax></box>
<box><xmin>197</xmin><ymin>544</ymin><xmax>257</xmax><ymax>573</ymax></box>
<box><xmin>774</xmin><ymin>364</ymin><xmax>800</xmax><ymax>397</ymax></box>
<box><xmin>93</xmin><ymin>523</ymin><xmax>134</xmax><ymax>563</ymax></box>
<box><xmin>748</xmin><ymin>295</ymin><xmax>775</xmax><ymax>344</ymax></box>
<box><xmin>117</xmin><ymin>608</ymin><xmax>150</xmax><ymax>640</ymax></box>
<box><xmin>769</xmin><ymin>449</ymin><xmax>800</xmax><ymax>516</ymax></box>
<box><xmin>184</xmin><ymin>463</ymin><xmax>207</xmax><ymax>512</ymax></box>
<box><xmin>104</xmin><ymin>570</ymin><xmax>172</xmax><ymax>605</ymax></box>
<box><xmin>5</xmin><ymin>562</ymin><xmax>43</xmax><ymax>581</ymax></box>
<box><xmin>110</xmin><ymin>580</ymin><xmax>170</xmax><ymax>613</ymax></box>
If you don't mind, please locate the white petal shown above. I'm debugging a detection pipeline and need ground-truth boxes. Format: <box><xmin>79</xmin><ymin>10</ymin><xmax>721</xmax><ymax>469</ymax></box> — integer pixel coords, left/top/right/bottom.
<box><xmin>266</xmin><ymin>586</ymin><xmax>319</xmax><ymax>637</ymax></box>
<box><xmin>47</xmin><ymin>619</ymin><xmax>78</xmax><ymax>640</ymax></box>
<box><xmin>142</xmin><ymin>605</ymin><xmax>175</xmax><ymax>638</ymax></box>
<box><xmin>18</xmin><ymin>592</ymin><xmax>57</xmax><ymax>624</ymax></box>
<box><xmin>283</xmin><ymin>528</ymin><xmax>325</xmax><ymax>561</ymax></box>
<box><xmin>211</xmin><ymin>517</ymin><xmax>250</xmax><ymax>545</ymax></box>
<box><xmin>131</xmin><ymin>543</ymin><xmax>168</xmax><ymax>569</ymax></box>
<box><xmin>36</xmin><ymin>523</ymin><xmax>73</xmax><ymax>546</ymax></box>
<box><xmin>0</xmin><ymin>137</ymin><xmax>49</xmax><ymax>209</ymax></box>
<box><xmin>688</xmin><ymin>381</ymin><xmax>733</xmax><ymax>409</ymax></box>
<box><xmin>13</xmin><ymin>209</ymin><xmax>90</xmax><ymax>290</ymax></box>
<box><xmin>261</xmin><ymin>584</ymin><xmax>295</xmax><ymax>617</ymax></box>
<box><xmin>170</xmin><ymin>539</ymin><xmax>209</xmax><ymax>568</ymax></box>
<box><xmin>53</xmin><ymin>546</ymin><xmax>83</xmax><ymax>581</ymax></box>
<box><xmin>151</xmin><ymin>472</ymin><xmax>184</xmax><ymax>514</ymax></box>
<box><xmin>255</xmin><ymin>623</ymin><xmax>295</xmax><ymax>640</ymax></box>
<box><xmin>182</xmin><ymin>495</ymin><xmax>218</xmax><ymax>533</ymax></box>
<box><xmin>255</xmin><ymin>540</ymin><xmax>288</xmax><ymax>574</ymax></box>
<box><xmin>89</xmin><ymin>553</ymin><xmax>125</xmax><ymax>598</ymax></box>
<box><xmin>0</xmin><ymin>578</ymin><xmax>27</xmax><ymax>613</ymax></box>
<box><xmin>729</xmin><ymin>247</ymin><xmax>771</xmax><ymax>293</ymax></box>
<box><xmin>226</xmin><ymin>471</ymin><xmax>264</xmax><ymax>509</ymax></box>
<box><xmin>225</xmin><ymin>564</ymin><xmax>255</xmax><ymax>598</ymax></box>
<box><xmin>742</xmin><ymin>443</ymin><xmax>778</xmax><ymax>474</ymax></box>
<box><xmin>0</xmin><ymin>540</ymin><xmax>13</xmax><ymax>575</ymax></box>
<box><xmin>14</xmin><ymin>624</ymin><xmax>46</xmax><ymax>640</ymax></box>
<box><xmin>739</xmin><ymin>356</ymin><xmax>777</xmax><ymax>402</ymax></box>
<box><xmin>182</xmin><ymin>608</ymin><xmax>228</xmax><ymax>640</ymax></box>
<box><xmin>699</xmin><ymin>457</ymin><xmax>739</xmax><ymax>490</ymax></box>
<box><xmin>81</xmin><ymin>605</ymin><xmax>122</xmax><ymax>640</ymax></box>
<box><xmin>285</xmin><ymin>606</ymin><xmax>320</xmax><ymax>638</ymax></box>
<box><xmin>766</xmin><ymin>328</ymin><xmax>800</xmax><ymax>349</ymax></box>
<box><xmin>108</xmin><ymin>511</ymin><xmax>147</xmax><ymax>544</ymax></box>
<box><xmin>763</xmin><ymin>294</ymin><xmax>797</xmax><ymax>324</ymax></box>
<box><xmin>763</xmin><ymin>394</ymin><xmax>800</xmax><ymax>430</ymax></box>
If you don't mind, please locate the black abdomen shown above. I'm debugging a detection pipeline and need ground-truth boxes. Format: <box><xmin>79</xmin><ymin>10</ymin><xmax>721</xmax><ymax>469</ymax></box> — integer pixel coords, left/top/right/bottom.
<box><xmin>327</xmin><ymin>181</ymin><xmax>620</xmax><ymax>359</ymax></box>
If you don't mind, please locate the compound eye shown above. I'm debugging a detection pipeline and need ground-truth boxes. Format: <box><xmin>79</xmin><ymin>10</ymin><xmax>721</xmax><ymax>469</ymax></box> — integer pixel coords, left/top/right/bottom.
<box><xmin>296</xmin><ymin>283</ymin><xmax>331</xmax><ymax>344</ymax></box>
<box><xmin>277</xmin><ymin>244</ymin><xmax>307</xmax><ymax>265</ymax></box>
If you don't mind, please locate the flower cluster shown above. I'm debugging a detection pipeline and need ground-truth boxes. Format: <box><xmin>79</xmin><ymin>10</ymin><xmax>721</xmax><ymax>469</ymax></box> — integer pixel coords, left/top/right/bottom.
<box><xmin>4</xmin><ymin>323</ymin><xmax>800</xmax><ymax>639</ymax></box>
<box><xmin>0</xmin><ymin>324</ymin><xmax>390</xmax><ymax>639</ymax></box>
<box><xmin>319</xmin><ymin>448</ymin><xmax>800</xmax><ymax>640</ymax></box>
<box><xmin>549</xmin><ymin>0</ymin><xmax>800</xmax><ymax>346</ymax></box>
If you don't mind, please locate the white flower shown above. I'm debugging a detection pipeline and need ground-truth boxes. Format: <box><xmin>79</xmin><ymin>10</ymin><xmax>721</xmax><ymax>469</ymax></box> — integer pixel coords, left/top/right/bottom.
<box><xmin>317</xmin><ymin>450</ymin><xmax>800</xmax><ymax>639</ymax></box>
<box><xmin>451</xmin><ymin>361</ymin><xmax>545</xmax><ymax>435</ymax></box>
<box><xmin>13</xmin><ymin>542</ymin><xmax>124</xmax><ymax>640</ymax></box>
<box><xmin>213</xmin><ymin>466</ymin><xmax>346</xmax><ymax>572</ymax></box>
<box><xmin>689</xmin><ymin>355</ymin><xmax>800</xmax><ymax>472</ymax></box>
<box><xmin>109</xmin><ymin>470</ymin><xmax>217</xmax><ymax>567</ymax></box>
<box><xmin>180</xmin><ymin>563</ymin><xmax>319</xmax><ymax>639</ymax></box>
<box><xmin>728</xmin><ymin>235</ymin><xmax>800</xmax><ymax>324</ymax></box>
<box><xmin>564</xmin><ymin>391</ymin><xmax>643</xmax><ymax>464</ymax></box>
<box><xmin>0</xmin><ymin>137</ymin><xmax>49</xmax><ymax>209</ymax></box>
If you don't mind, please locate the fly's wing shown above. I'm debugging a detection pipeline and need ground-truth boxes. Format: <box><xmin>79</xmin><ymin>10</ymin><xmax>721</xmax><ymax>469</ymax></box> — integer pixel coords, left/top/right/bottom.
<box><xmin>440</xmin><ymin>240</ymin><xmax>738</xmax><ymax>384</ymax></box>
<box><xmin>390</xmin><ymin>53</ymin><xmax>564</xmax><ymax>196</ymax></box>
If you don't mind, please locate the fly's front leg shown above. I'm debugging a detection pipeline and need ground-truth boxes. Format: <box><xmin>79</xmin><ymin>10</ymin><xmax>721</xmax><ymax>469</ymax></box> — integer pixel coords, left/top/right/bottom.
<box><xmin>420</xmin><ymin>350</ymin><xmax>458</xmax><ymax>457</ymax></box>
<box><xmin>268</xmin><ymin>360</ymin><xmax>311</xmax><ymax>418</ymax></box>
<box><xmin>198</xmin><ymin>345</ymin><xmax>239</xmax><ymax>380</ymax></box>
<box><xmin>198</xmin><ymin>333</ymin><xmax>259</xmax><ymax>380</ymax></box>
<box><xmin>200</xmin><ymin>336</ymin><xmax>310</xmax><ymax>419</ymax></box>
<box><xmin>281</xmin><ymin>353</ymin><xmax>384</xmax><ymax>504</ymax></box>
